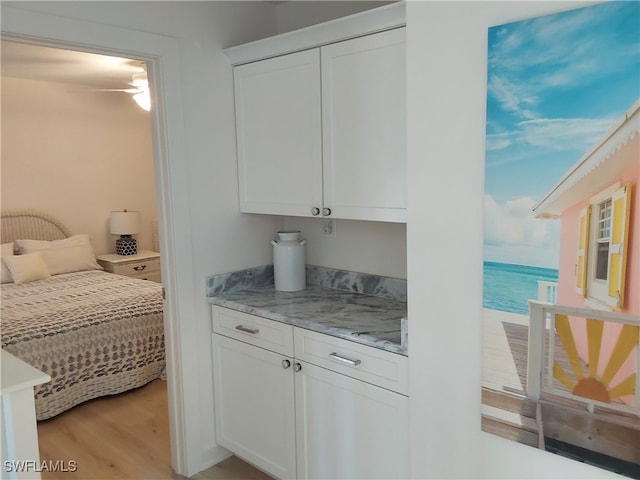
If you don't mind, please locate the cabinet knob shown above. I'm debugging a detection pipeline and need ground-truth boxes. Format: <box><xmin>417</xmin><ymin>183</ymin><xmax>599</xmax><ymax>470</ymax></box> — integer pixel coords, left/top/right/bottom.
<box><xmin>322</xmin><ymin>208</ymin><xmax>332</xmax><ymax>217</ymax></box>
<box><xmin>294</xmin><ymin>362</ymin><xmax>302</xmax><ymax>373</ymax></box>
<box><xmin>282</xmin><ymin>359</ymin><xmax>291</xmax><ymax>369</ymax></box>
<box><xmin>311</xmin><ymin>207</ymin><xmax>320</xmax><ymax>216</ymax></box>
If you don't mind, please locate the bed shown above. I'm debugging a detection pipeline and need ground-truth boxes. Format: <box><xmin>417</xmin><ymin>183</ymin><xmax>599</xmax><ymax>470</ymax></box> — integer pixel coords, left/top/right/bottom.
<box><xmin>1</xmin><ymin>209</ymin><xmax>165</xmax><ymax>420</ymax></box>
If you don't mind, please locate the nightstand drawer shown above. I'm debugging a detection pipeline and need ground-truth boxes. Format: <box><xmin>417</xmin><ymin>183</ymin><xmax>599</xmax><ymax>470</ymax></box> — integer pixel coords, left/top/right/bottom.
<box><xmin>107</xmin><ymin>258</ymin><xmax>161</xmax><ymax>277</ymax></box>
<box><xmin>128</xmin><ymin>270</ymin><xmax>162</xmax><ymax>283</ymax></box>
<box><xmin>96</xmin><ymin>250</ymin><xmax>161</xmax><ymax>283</ymax></box>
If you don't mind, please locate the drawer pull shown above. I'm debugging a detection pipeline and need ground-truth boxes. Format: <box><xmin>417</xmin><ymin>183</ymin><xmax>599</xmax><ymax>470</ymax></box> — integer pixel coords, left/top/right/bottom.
<box><xmin>329</xmin><ymin>352</ymin><xmax>361</xmax><ymax>366</ymax></box>
<box><xmin>133</xmin><ymin>265</ymin><xmax>147</xmax><ymax>271</ymax></box>
<box><xmin>235</xmin><ymin>325</ymin><xmax>260</xmax><ymax>335</ymax></box>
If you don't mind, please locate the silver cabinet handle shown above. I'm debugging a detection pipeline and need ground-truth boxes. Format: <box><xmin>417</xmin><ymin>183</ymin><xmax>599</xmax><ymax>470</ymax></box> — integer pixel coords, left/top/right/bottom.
<box><xmin>294</xmin><ymin>362</ymin><xmax>302</xmax><ymax>372</ymax></box>
<box><xmin>282</xmin><ymin>359</ymin><xmax>291</xmax><ymax>369</ymax></box>
<box><xmin>322</xmin><ymin>207</ymin><xmax>332</xmax><ymax>216</ymax></box>
<box><xmin>329</xmin><ymin>352</ymin><xmax>361</xmax><ymax>366</ymax></box>
<box><xmin>235</xmin><ymin>325</ymin><xmax>259</xmax><ymax>335</ymax></box>
<box><xmin>311</xmin><ymin>207</ymin><xmax>320</xmax><ymax>216</ymax></box>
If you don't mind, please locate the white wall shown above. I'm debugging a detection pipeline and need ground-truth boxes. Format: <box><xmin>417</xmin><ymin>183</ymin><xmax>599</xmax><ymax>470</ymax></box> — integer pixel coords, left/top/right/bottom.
<box><xmin>1</xmin><ymin>76</ymin><xmax>156</xmax><ymax>254</ymax></box>
<box><xmin>284</xmin><ymin>217</ymin><xmax>407</xmax><ymax>278</ymax></box>
<box><xmin>407</xmin><ymin>1</ymin><xmax>618</xmax><ymax>478</ymax></box>
<box><xmin>274</xmin><ymin>1</ymin><xmax>394</xmax><ymax>33</ymax></box>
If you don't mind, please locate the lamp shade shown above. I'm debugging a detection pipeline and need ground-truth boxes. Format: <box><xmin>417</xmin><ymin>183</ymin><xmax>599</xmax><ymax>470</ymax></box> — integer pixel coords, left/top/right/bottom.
<box><xmin>110</xmin><ymin>210</ymin><xmax>140</xmax><ymax>235</ymax></box>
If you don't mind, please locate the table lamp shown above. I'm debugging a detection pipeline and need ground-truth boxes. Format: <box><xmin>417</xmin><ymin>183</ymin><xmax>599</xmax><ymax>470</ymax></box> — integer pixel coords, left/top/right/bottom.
<box><xmin>110</xmin><ymin>210</ymin><xmax>140</xmax><ymax>255</ymax></box>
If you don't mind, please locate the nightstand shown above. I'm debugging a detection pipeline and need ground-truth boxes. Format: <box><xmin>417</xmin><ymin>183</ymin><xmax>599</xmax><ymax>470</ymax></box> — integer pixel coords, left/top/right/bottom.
<box><xmin>97</xmin><ymin>250</ymin><xmax>161</xmax><ymax>283</ymax></box>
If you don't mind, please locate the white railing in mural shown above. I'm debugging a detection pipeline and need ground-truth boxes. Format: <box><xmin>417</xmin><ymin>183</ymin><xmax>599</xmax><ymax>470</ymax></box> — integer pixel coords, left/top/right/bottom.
<box><xmin>527</xmin><ymin>300</ymin><xmax>640</xmax><ymax>416</ymax></box>
<box><xmin>536</xmin><ymin>281</ymin><xmax>558</xmax><ymax>304</ymax></box>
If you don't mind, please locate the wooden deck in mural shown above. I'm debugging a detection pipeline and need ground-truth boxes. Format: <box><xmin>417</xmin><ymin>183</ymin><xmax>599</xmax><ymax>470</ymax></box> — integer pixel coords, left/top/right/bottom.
<box><xmin>481</xmin><ymin>308</ymin><xmax>640</xmax><ymax>474</ymax></box>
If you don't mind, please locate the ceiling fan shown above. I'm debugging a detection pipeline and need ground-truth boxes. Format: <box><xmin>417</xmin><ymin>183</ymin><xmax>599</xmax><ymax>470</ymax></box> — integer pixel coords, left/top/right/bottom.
<box><xmin>85</xmin><ymin>71</ymin><xmax>151</xmax><ymax>111</ymax></box>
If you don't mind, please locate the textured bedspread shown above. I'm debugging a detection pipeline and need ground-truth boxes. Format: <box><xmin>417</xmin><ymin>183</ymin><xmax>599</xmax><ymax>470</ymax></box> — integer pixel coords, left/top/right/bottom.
<box><xmin>1</xmin><ymin>270</ymin><xmax>165</xmax><ymax>420</ymax></box>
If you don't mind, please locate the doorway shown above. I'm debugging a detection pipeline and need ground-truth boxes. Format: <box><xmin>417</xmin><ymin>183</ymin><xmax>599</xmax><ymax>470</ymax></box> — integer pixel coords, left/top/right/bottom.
<box><xmin>1</xmin><ymin>39</ymin><xmax>171</xmax><ymax>474</ymax></box>
<box><xmin>1</xmin><ymin>7</ymin><xmax>196</xmax><ymax>475</ymax></box>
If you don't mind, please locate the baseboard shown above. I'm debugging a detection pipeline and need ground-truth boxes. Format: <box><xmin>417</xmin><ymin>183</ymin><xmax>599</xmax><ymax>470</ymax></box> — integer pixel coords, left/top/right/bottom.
<box><xmin>198</xmin><ymin>445</ymin><xmax>233</xmax><ymax>474</ymax></box>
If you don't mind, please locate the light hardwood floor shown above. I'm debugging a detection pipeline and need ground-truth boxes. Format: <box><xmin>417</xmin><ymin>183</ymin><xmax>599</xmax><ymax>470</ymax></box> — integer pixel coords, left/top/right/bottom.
<box><xmin>37</xmin><ymin>379</ymin><xmax>273</xmax><ymax>480</ymax></box>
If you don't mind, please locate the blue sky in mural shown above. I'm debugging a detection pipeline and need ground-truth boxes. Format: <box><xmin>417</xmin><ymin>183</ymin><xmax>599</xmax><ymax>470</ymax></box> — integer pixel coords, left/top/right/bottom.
<box><xmin>484</xmin><ymin>1</ymin><xmax>640</xmax><ymax>268</ymax></box>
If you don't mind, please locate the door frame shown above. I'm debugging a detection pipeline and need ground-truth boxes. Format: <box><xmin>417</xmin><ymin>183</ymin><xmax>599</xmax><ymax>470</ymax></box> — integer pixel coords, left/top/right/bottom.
<box><xmin>1</xmin><ymin>6</ymin><xmax>197</xmax><ymax>476</ymax></box>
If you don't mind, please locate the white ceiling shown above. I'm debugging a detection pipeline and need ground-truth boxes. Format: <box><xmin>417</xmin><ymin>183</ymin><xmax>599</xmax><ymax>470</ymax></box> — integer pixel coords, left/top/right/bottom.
<box><xmin>1</xmin><ymin>40</ymin><xmax>146</xmax><ymax>89</ymax></box>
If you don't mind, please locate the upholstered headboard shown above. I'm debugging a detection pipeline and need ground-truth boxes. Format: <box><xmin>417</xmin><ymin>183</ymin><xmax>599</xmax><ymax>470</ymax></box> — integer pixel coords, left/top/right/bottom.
<box><xmin>1</xmin><ymin>210</ymin><xmax>72</xmax><ymax>244</ymax></box>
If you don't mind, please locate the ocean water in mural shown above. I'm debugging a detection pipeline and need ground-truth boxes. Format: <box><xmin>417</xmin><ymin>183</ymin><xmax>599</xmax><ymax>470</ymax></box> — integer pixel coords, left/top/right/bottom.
<box><xmin>482</xmin><ymin>261</ymin><xmax>558</xmax><ymax>315</ymax></box>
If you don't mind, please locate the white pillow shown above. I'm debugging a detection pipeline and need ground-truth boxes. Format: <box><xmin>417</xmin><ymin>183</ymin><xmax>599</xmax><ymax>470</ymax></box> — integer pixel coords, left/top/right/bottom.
<box><xmin>39</xmin><ymin>246</ymin><xmax>104</xmax><ymax>275</ymax></box>
<box><xmin>15</xmin><ymin>234</ymin><xmax>102</xmax><ymax>275</ymax></box>
<box><xmin>1</xmin><ymin>242</ymin><xmax>14</xmax><ymax>284</ymax></box>
<box><xmin>3</xmin><ymin>252</ymin><xmax>51</xmax><ymax>284</ymax></box>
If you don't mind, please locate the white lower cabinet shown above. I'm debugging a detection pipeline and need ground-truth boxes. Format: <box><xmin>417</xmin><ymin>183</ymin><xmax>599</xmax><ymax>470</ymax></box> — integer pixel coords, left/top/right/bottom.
<box><xmin>294</xmin><ymin>360</ymin><xmax>409</xmax><ymax>479</ymax></box>
<box><xmin>211</xmin><ymin>305</ymin><xmax>409</xmax><ymax>480</ymax></box>
<box><xmin>211</xmin><ymin>333</ymin><xmax>296</xmax><ymax>479</ymax></box>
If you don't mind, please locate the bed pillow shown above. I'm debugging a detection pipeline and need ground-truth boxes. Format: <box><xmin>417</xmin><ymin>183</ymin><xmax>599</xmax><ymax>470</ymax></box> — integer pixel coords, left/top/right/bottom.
<box><xmin>1</xmin><ymin>242</ymin><xmax>14</xmax><ymax>283</ymax></box>
<box><xmin>3</xmin><ymin>252</ymin><xmax>51</xmax><ymax>284</ymax></box>
<box><xmin>15</xmin><ymin>234</ymin><xmax>103</xmax><ymax>275</ymax></box>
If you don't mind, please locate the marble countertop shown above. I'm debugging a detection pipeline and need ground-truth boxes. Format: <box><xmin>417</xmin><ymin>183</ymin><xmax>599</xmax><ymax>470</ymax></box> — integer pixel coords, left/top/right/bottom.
<box><xmin>207</xmin><ymin>266</ymin><xmax>407</xmax><ymax>356</ymax></box>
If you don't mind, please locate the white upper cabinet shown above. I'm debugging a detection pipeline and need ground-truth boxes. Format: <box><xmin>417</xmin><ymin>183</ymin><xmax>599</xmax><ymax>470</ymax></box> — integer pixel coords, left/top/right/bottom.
<box><xmin>227</xmin><ymin>3</ymin><xmax>406</xmax><ymax>223</ymax></box>
<box><xmin>321</xmin><ymin>28</ymin><xmax>406</xmax><ymax>222</ymax></box>
<box><xmin>234</xmin><ymin>50</ymin><xmax>323</xmax><ymax>217</ymax></box>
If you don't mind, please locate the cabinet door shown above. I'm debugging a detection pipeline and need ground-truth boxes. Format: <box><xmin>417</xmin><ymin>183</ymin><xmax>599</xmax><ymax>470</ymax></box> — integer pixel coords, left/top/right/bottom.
<box><xmin>212</xmin><ymin>334</ymin><xmax>296</xmax><ymax>479</ymax></box>
<box><xmin>294</xmin><ymin>360</ymin><xmax>410</xmax><ymax>479</ymax></box>
<box><xmin>321</xmin><ymin>28</ymin><xmax>407</xmax><ymax>222</ymax></box>
<box><xmin>234</xmin><ymin>49</ymin><xmax>323</xmax><ymax>217</ymax></box>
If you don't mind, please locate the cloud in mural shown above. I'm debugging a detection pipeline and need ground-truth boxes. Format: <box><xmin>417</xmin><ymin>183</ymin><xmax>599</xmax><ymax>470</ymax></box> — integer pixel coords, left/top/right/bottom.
<box><xmin>483</xmin><ymin>194</ymin><xmax>559</xmax><ymax>268</ymax></box>
<box><xmin>518</xmin><ymin>117</ymin><xmax>616</xmax><ymax>150</ymax></box>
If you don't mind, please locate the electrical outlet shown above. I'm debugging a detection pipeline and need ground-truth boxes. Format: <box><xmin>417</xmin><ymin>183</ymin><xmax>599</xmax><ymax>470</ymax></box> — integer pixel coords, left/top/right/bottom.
<box><xmin>323</xmin><ymin>219</ymin><xmax>336</xmax><ymax>237</ymax></box>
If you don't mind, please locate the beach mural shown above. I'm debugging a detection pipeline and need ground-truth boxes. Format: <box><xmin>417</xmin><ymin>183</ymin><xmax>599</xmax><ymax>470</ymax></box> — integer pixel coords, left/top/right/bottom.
<box><xmin>482</xmin><ymin>2</ymin><xmax>640</xmax><ymax>477</ymax></box>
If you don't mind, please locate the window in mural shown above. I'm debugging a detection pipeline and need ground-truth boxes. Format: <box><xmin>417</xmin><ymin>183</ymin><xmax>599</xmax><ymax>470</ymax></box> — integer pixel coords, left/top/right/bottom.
<box><xmin>481</xmin><ymin>2</ymin><xmax>639</xmax><ymax>477</ymax></box>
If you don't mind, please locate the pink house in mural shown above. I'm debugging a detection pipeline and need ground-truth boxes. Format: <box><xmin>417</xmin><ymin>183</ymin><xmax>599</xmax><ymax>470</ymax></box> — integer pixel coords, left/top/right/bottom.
<box><xmin>532</xmin><ymin>99</ymin><xmax>639</xmax><ymax>408</ymax></box>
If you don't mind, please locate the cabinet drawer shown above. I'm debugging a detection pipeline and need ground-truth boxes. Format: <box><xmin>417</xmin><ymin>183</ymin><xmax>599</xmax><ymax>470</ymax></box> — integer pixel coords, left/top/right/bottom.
<box><xmin>211</xmin><ymin>306</ymin><xmax>293</xmax><ymax>356</ymax></box>
<box><xmin>106</xmin><ymin>258</ymin><xmax>160</xmax><ymax>277</ymax></box>
<box><xmin>294</xmin><ymin>327</ymin><xmax>408</xmax><ymax>395</ymax></box>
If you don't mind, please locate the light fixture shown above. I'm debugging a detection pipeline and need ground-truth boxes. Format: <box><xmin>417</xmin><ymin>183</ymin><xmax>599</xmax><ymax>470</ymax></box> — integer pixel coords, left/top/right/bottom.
<box><xmin>110</xmin><ymin>209</ymin><xmax>140</xmax><ymax>255</ymax></box>
<box><xmin>130</xmin><ymin>72</ymin><xmax>151</xmax><ymax>111</ymax></box>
